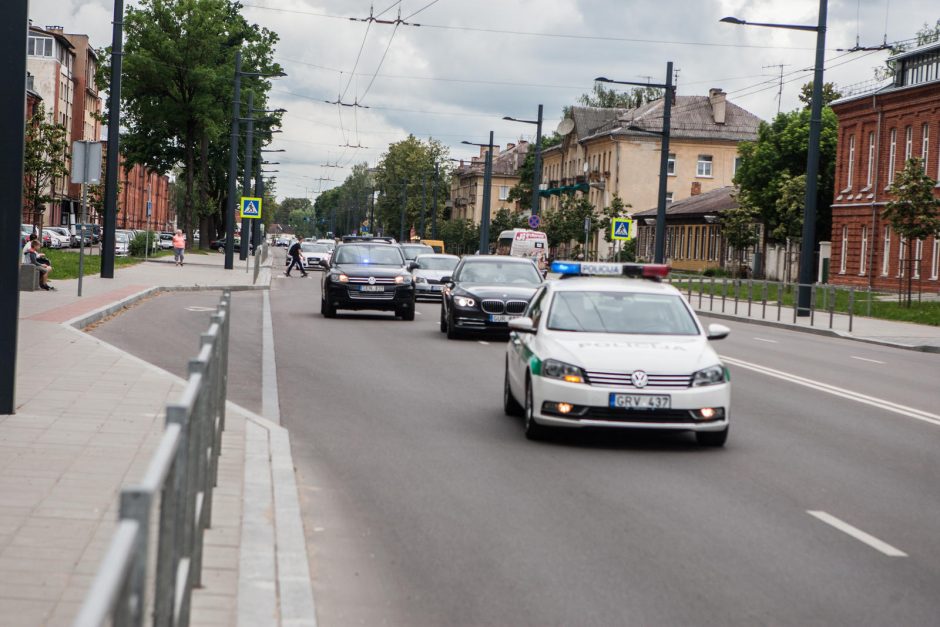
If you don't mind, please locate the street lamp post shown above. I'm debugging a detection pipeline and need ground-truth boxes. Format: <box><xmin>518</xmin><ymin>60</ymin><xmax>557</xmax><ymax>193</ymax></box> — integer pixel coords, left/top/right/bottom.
<box><xmin>100</xmin><ymin>0</ymin><xmax>125</xmax><ymax>279</ymax></box>
<box><xmin>399</xmin><ymin>179</ymin><xmax>408</xmax><ymax>242</ymax></box>
<box><xmin>224</xmin><ymin>53</ymin><xmax>285</xmax><ymax>269</ymax></box>
<box><xmin>462</xmin><ymin>133</ymin><xmax>495</xmax><ymax>254</ymax></box>
<box><xmin>721</xmin><ymin>1</ymin><xmax>827</xmax><ymax>315</ymax></box>
<box><xmin>431</xmin><ymin>161</ymin><xmax>439</xmax><ymax>238</ymax></box>
<box><xmin>596</xmin><ymin>64</ymin><xmax>674</xmax><ymax>263</ymax></box>
<box><xmin>503</xmin><ymin>104</ymin><xmax>543</xmax><ymax>217</ymax></box>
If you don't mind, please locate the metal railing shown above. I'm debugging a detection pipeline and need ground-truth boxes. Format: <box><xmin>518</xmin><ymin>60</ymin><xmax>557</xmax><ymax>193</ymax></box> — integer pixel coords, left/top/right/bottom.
<box><xmin>666</xmin><ymin>274</ymin><xmax>873</xmax><ymax>333</ymax></box>
<box><xmin>74</xmin><ymin>290</ymin><xmax>231</xmax><ymax>627</ymax></box>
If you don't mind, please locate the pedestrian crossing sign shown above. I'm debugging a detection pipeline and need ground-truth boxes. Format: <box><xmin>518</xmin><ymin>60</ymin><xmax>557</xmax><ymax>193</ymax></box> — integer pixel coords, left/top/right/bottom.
<box><xmin>611</xmin><ymin>218</ymin><xmax>634</xmax><ymax>241</ymax></box>
<box><xmin>240</xmin><ymin>196</ymin><xmax>263</xmax><ymax>219</ymax></box>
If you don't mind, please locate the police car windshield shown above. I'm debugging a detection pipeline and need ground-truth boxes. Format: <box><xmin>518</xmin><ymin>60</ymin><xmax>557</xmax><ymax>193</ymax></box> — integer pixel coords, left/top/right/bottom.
<box><xmin>456</xmin><ymin>261</ymin><xmax>542</xmax><ymax>284</ymax></box>
<box><xmin>547</xmin><ymin>291</ymin><xmax>699</xmax><ymax>335</ymax></box>
<box><xmin>334</xmin><ymin>244</ymin><xmax>404</xmax><ymax>266</ymax></box>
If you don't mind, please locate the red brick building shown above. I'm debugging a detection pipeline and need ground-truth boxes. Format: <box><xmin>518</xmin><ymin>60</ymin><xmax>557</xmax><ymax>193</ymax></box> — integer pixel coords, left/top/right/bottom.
<box><xmin>829</xmin><ymin>40</ymin><xmax>940</xmax><ymax>293</ymax></box>
<box><xmin>118</xmin><ymin>158</ymin><xmax>173</xmax><ymax>232</ymax></box>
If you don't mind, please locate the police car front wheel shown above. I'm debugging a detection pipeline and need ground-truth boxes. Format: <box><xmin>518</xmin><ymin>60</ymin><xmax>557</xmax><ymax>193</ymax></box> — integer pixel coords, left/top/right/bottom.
<box><xmin>524</xmin><ymin>375</ymin><xmax>550</xmax><ymax>440</ymax></box>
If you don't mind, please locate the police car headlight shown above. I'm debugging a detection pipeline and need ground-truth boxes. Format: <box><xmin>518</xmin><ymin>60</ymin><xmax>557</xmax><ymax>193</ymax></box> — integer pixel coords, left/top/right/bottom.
<box><xmin>542</xmin><ymin>359</ymin><xmax>586</xmax><ymax>384</ymax></box>
<box><xmin>691</xmin><ymin>365</ymin><xmax>726</xmax><ymax>387</ymax></box>
<box><xmin>454</xmin><ymin>296</ymin><xmax>476</xmax><ymax>308</ymax></box>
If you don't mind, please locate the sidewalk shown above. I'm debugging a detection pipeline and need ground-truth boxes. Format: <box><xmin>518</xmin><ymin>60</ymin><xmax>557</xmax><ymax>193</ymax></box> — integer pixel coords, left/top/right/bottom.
<box><xmin>683</xmin><ymin>291</ymin><xmax>940</xmax><ymax>352</ymax></box>
<box><xmin>0</xmin><ymin>250</ymin><xmax>315</xmax><ymax>626</ymax></box>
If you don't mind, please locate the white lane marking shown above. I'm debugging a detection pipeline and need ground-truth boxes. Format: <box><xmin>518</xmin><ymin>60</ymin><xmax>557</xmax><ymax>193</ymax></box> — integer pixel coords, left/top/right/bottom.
<box><xmin>720</xmin><ymin>355</ymin><xmax>940</xmax><ymax>428</ymax></box>
<box><xmin>753</xmin><ymin>337</ymin><xmax>778</xmax><ymax>344</ymax></box>
<box><xmin>416</xmin><ymin>311</ymin><xmax>422</xmax><ymax>315</ymax></box>
<box><xmin>478</xmin><ymin>341</ymin><xmax>490</xmax><ymax>345</ymax></box>
<box><xmin>185</xmin><ymin>306</ymin><xmax>217</xmax><ymax>312</ymax></box>
<box><xmin>851</xmin><ymin>355</ymin><xmax>886</xmax><ymax>365</ymax></box>
<box><xmin>262</xmin><ymin>291</ymin><xmax>281</xmax><ymax>424</ymax></box>
<box><xmin>807</xmin><ymin>511</ymin><xmax>907</xmax><ymax>557</ymax></box>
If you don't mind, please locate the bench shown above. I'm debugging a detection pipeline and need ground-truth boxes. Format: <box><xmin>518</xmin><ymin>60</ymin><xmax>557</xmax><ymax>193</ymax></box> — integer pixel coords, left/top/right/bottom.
<box><xmin>19</xmin><ymin>264</ymin><xmax>39</xmax><ymax>291</ymax></box>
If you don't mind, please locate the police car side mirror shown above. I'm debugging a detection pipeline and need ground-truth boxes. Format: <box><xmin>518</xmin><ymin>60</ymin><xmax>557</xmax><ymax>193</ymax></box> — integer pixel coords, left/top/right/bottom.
<box><xmin>706</xmin><ymin>323</ymin><xmax>730</xmax><ymax>340</ymax></box>
<box><xmin>508</xmin><ymin>316</ymin><xmax>536</xmax><ymax>333</ymax></box>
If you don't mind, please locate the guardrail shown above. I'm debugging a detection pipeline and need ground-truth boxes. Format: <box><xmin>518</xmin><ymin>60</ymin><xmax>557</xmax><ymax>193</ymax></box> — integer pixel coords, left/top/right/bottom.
<box><xmin>73</xmin><ymin>290</ymin><xmax>231</xmax><ymax>627</ymax></box>
<box><xmin>667</xmin><ymin>275</ymin><xmax>866</xmax><ymax>332</ymax></box>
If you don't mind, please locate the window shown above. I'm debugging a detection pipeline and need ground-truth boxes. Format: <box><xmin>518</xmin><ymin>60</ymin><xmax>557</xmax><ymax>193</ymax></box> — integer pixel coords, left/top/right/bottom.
<box><xmin>839</xmin><ymin>226</ymin><xmax>848</xmax><ymax>273</ymax></box>
<box><xmin>914</xmin><ymin>239</ymin><xmax>923</xmax><ymax>278</ymax></box>
<box><xmin>27</xmin><ymin>35</ymin><xmax>53</xmax><ymax>57</ymax></box>
<box><xmin>888</xmin><ymin>128</ymin><xmax>897</xmax><ymax>184</ymax></box>
<box><xmin>685</xmin><ymin>226</ymin><xmax>693</xmax><ymax>259</ymax></box>
<box><xmin>932</xmin><ymin>238</ymin><xmax>939</xmax><ymax>280</ymax></box>
<box><xmin>859</xmin><ymin>226</ymin><xmax>868</xmax><ymax>275</ymax></box>
<box><xmin>882</xmin><ymin>226</ymin><xmax>891</xmax><ymax>276</ymax></box>
<box><xmin>665</xmin><ymin>192</ymin><xmax>673</xmax><ymax>204</ymax></box>
<box><xmin>846</xmin><ymin>134</ymin><xmax>856</xmax><ymax>189</ymax></box>
<box><xmin>866</xmin><ymin>132</ymin><xmax>875</xmax><ymax>188</ymax></box>
<box><xmin>733</xmin><ymin>156</ymin><xmax>742</xmax><ymax>177</ymax></box>
<box><xmin>922</xmin><ymin>124</ymin><xmax>930</xmax><ymax>173</ymax></box>
<box><xmin>905</xmin><ymin>126</ymin><xmax>913</xmax><ymax>161</ymax></box>
<box><xmin>696</xmin><ymin>155</ymin><xmax>713</xmax><ymax>177</ymax></box>
<box><xmin>498</xmin><ymin>186</ymin><xmax>509</xmax><ymax>201</ymax></box>
<box><xmin>667</xmin><ymin>153</ymin><xmax>676</xmax><ymax>175</ymax></box>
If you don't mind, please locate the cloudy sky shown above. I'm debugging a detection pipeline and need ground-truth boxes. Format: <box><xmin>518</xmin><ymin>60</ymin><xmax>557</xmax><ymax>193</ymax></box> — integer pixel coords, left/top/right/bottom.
<box><xmin>30</xmin><ymin>0</ymin><xmax>938</xmax><ymax>200</ymax></box>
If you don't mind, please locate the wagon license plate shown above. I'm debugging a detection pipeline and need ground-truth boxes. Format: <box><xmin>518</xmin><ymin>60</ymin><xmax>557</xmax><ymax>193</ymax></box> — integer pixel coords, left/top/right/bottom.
<box><xmin>488</xmin><ymin>314</ymin><xmax>519</xmax><ymax>323</ymax></box>
<box><xmin>609</xmin><ymin>393</ymin><xmax>671</xmax><ymax>410</ymax></box>
<box><xmin>360</xmin><ymin>285</ymin><xmax>384</xmax><ymax>292</ymax></box>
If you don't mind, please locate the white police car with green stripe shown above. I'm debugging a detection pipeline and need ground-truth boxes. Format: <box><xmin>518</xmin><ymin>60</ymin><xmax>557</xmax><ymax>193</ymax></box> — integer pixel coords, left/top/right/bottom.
<box><xmin>503</xmin><ymin>261</ymin><xmax>731</xmax><ymax>445</ymax></box>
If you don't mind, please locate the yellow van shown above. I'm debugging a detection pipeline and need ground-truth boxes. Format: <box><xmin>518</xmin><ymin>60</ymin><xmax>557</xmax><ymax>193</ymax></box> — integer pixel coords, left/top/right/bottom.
<box><xmin>420</xmin><ymin>239</ymin><xmax>446</xmax><ymax>254</ymax></box>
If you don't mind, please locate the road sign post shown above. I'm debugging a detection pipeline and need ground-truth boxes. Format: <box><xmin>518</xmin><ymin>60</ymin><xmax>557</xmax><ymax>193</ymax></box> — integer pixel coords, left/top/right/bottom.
<box><xmin>71</xmin><ymin>141</ymin><xmax>103</xmax><ymax>297</ymax></box>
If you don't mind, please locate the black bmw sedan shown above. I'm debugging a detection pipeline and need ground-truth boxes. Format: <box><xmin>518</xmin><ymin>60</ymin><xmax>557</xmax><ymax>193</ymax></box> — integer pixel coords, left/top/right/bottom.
<box><xmin>320</xmin><ymin>242</ymin><xmax>416</xmax><ymax>320</ymax></box>
<box><xmin>440</xmin><ymin>255</ymin><xmax>543</xmax><ymax>339</ymax></box>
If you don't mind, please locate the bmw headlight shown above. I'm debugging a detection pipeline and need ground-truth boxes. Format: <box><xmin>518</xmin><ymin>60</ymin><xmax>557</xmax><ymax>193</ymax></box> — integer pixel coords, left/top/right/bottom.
<box><xmin>691</xmin><ymin>365</ymin><xmax>727</xmax><ymax>387</ymax></box>
<box><xmin>454</xmin><ymin>295</ymin><xmax>476</xmax><ymax>308</ymax></box>
<box><xmin>542</xmin><ymin>359</ymin><xmax>586</xmax><ymax>384</ymax></box>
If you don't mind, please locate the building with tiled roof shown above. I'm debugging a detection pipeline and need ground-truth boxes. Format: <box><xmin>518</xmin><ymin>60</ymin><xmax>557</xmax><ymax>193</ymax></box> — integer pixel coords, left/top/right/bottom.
<box><xmin>539</xmin><ymin>89</ymin><xmax>761</xmax><ymax>259</ymax></box>
<box><xmin>450</xmin><ymin>140</ymin><xmax>529</xmax><ymax>224</ymax></box>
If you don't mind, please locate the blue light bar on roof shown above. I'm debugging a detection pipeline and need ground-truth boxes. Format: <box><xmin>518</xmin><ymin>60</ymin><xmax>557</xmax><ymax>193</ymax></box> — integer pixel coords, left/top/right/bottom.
<box><xmin>550</xmin><ymin>261</ymin><xmax>671</xmax><ymax>279</ymax></box>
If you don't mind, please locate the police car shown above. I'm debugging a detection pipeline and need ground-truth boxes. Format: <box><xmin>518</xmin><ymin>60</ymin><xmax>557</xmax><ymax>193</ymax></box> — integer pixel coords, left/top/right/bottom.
<box><xmin>503</xmin><ymin>261</ymin><xmax>731</xmax><ymax>446</ymax></box>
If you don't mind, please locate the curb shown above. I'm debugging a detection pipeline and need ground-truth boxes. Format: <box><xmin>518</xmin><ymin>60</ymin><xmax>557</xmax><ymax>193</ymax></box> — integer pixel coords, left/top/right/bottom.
<box><xmin>65</xmin><ymin>283</ymin><xmax>270</xmax><ymax>330</ymax></box>
<box><xmin>696</xmin><ymin>309</ymin><xmax>940</xmax><ymax>354</ymax></box>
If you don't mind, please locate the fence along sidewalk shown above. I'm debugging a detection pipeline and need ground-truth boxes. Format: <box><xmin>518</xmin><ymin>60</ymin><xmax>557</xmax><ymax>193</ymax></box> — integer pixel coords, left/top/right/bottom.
<box><xmin>73</xmin><ymin>290</ymin><xmax>231</xmax><ymax>627</ymax></box>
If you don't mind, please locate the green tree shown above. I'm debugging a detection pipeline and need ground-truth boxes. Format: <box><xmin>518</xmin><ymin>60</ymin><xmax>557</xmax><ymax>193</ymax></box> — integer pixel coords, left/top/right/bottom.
<box><xmin>770</xmin><ymin>173</ymin><xmax>806</xmax><ymax>242</ymax></box>
<box><xmin>798</xmin><ymin>81</ymin><xmax>843</xmax><ymax>109</ymax></box>
<box><xmin>720</xmin><ymin>204</ymin><xmax>761</xmax><ymax>277</ymax></box>
<box><xmin>734</xmin><ymin>107</ymin><xmax>838</xmax><ymax>246</ymax></box>
<box><xmin>275</xmin><ymin>197</ymin><xmax>312</xmax><ymax>226</ymax></box>
<box><xmin>577</xmin><ymin>83</ymin><xmax>663</xmax><ymax>109</ymax></box>
<box><xmin>439</xmin><ymin>218</ymin><xmax>479</xmax><ymax>255</ymax></box>
<box><xmin>884</xmin><ymin>158</ymin><xmax>940</xmax><ymax>305</ymax></box>
<box><xmin>542</xmin><ymin>194</ymin><xmax>596</xmax><ymax>255</ymax></box>
<box><xmin>116</xmin><ymin>0</ymin><xmax>282</xmax><ymax>247</ymax></box>
<box><xmin>23</xmin><ymin>104</ymin><xmax>68</xmax><ymax>233</ymax></box>
<box><xmin>374</xmin><ymin>135</ymin><xmax>449</xmax><ymax>239</ymax></box>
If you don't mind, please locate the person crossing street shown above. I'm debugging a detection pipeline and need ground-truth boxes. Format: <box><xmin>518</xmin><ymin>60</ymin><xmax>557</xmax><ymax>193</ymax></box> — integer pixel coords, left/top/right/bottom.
<box><xmin>285</xmin><ymin>240</ymin><xmax>308</xmax><ymax>277</ymax></box>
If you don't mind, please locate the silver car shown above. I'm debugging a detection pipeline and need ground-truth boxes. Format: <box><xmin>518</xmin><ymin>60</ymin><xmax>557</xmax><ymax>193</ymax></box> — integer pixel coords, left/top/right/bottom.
<box><xmin>409</xmin><ymin>253</ymin><xmax>460</xmax><ymax>299</ymax></box>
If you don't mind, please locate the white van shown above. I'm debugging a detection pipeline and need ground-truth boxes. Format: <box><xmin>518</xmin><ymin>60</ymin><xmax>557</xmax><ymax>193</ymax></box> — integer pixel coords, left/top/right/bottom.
<box><xmin>496</xmin><ymin>229</ymin><xmax>548</xmax><ymax>260</ymax></box>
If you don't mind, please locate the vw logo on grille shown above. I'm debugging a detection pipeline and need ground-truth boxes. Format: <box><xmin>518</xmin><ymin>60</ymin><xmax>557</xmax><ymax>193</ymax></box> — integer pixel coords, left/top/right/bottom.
<box><xmin>368</xmin><ymin>276</ymin><xmax>376</xmax><ymax>285</ymax></box>
<box><xmin>631</xmin><ymin>370</ymin><xmax>649</xmax><ymax>388</ymax></box>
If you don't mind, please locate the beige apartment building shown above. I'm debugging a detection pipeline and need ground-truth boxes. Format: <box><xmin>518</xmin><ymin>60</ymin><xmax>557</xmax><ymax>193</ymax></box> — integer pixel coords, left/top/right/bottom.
<box><xmin>450</xmin><ymin>141</ymin><xmax>529</xmax><ymax>224</ymax></box>
<box><xmin>539</xmin><ymin>89</ymin><xmax>761</xmax><ymax>259</ymax></box>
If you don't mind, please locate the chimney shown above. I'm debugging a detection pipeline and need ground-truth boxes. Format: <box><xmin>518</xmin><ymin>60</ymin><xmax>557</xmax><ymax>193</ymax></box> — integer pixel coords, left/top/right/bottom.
<box><xmin>691</xmin><ymin>181</ymin><xmax>702</xmax><ymax>196</ymax></box>
<box><xmin>709</xmin><ymin>88</ymin><xmax>727</xmax><ymax>124</ymax></box>
<box><xmin>479</xmin><ymin>145</ymin><xmax>499</xmax><ymax>158</ymax></box>
<box><xmin>46</xmin><ymin>25</ymin><xmax>64</xmax><ymax>32</ymax></box>
<box><xmin>506</xmin><ymin>142</ymin><xmax>515</xmax><ymax>151</ymax></box>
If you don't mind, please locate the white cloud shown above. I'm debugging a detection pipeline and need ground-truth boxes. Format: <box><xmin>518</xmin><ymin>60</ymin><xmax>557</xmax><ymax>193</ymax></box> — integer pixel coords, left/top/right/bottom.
<box><xmin>27</xmin><ymin>0</ymin><xmax>936</xmax><ymax>199</ymax></box>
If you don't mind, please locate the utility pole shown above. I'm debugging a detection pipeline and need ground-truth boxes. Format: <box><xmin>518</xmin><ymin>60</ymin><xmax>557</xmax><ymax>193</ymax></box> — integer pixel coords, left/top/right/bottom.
<box><xmin>240</xmin><ymin>91</ymin><xmax>254</xmax><ymax>260</ymax></box>
<box><xmin>1</xmin><ymin>0</ymin><xmax>28</xmax><ymax>413</ymax></box>
<box><xmin>399</xmin><ymin>179</ymin><xmax>408</xmax><ymax>242</ymax></box>
<box><xmin>101</xmin><ymin>0</ymin><xmax>125</xmax><ymax>278</ymax></box>
<box><xmin>480</xmin><ymin>132</ymin><xmax>495</xmax><ymax>254</ymax></box>
<box><xmin>224</xmin><ymin>50</ymin><xmax>242</xmax><ymax>269</ymax></box>
<box><xmin>421</xmin><ymin>175</ymin><xmax>427</xmax><ymax>239</ymax></box>
<box><xmin>431</xmin><ymin>162</ymin><xmax>439</xmax><ymax>238</ymax></box>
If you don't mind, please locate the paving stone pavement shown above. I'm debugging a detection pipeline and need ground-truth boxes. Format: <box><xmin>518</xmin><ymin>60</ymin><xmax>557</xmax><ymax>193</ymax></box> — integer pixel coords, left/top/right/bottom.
<box><xmin>1</xmin><ymin>250</ymin><xmax>314</xmax><ymax>626</ymax></box>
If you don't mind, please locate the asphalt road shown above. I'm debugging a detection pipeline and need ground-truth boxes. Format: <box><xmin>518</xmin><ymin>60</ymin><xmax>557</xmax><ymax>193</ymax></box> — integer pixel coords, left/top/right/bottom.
<box><xmin>269</xmin><ymin>268</ymin><xmax>940</xmax><ymax>626</ymax></box>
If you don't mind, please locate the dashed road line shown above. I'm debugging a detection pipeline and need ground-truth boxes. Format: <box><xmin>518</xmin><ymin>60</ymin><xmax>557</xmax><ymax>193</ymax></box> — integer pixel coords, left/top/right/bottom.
<box><xmin>753</xmin><ymin>337</ymin><xmax>778</xmax><ymax>343</ymax></box>
<box><xmin>807</xmin><ymin>511</ymin><xmax>907</xmax><ymax>557</ymax></box>
<box><xmin>851</xmin><ymin>355</ymin><xmax>886</xmax><ymax>364</ymax></box>
<box><xmin>478</xmin><ymin>341</ymin><xmax>490</xmax><ymax>345</ymax></box>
